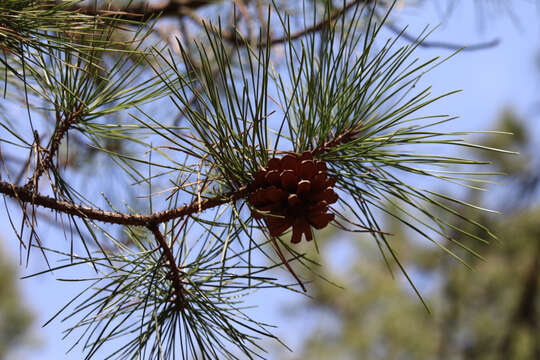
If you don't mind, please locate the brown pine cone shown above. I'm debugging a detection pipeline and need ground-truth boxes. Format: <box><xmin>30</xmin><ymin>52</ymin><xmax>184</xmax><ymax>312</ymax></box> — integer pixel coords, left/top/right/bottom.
<box><xmin>248</xmin><ymin>151</ymin><xmax>338</xmax><ymax>244</ymax></box>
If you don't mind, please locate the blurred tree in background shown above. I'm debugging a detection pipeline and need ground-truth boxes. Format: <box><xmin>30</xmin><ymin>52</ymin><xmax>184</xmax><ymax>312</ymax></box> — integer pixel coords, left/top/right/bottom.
<box><xmin>0</xmin><ymin>243</ymin><xmax>34</xmax><ymax>358</ymax></box>
<box><xmin>284</xmin><ymin>111</ymin><xmax>540</xmax><ymax>360</ymax></box>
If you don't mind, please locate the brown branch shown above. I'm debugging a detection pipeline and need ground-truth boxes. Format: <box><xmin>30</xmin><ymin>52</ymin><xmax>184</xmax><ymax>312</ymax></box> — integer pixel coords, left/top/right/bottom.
<box><xmin>264</xmin><ymin>0</ymin><xmax>369</xmax><ymax>47</ymax></box>
<box><xmin>0</xmin><ymin>180</ymin><xmax>247</xmax><ymax>226</ymax></box>
<box><xmin>73</xmin><ymin>0</ymin><xmax>223</xmax><ymax>22</ymax></box>
<box><xmin>148</xmin><ymin>223</ymin><xmax>185</xmax><ymax>307</ymax></box>
<box><xmin>185</xmin><ymin>0</ymin><xmax>498</xmax><ymax>52</ymax></box>
<box><xmin>25</xmin><ymin>103</ymin><xmax>84</xmax><ymax>189</ymax></box>
<box><xmin>63</xmin><ymin>0</ymin><xmax>373</xmax><ymax>51</ymax></box>
<box><xmin>67</xmin><ymin>0</ymin><xmax>499</xmax><ymax>53</ymax></box>
<box><xmin>312</xmin><ymin>122</ymin><xmax>363</xmax><ymax>156</ymax></box>
<box><xmin>190</xmin><ymin>0</ymin><xmax>371</xmax><ymax>48</ymax></box>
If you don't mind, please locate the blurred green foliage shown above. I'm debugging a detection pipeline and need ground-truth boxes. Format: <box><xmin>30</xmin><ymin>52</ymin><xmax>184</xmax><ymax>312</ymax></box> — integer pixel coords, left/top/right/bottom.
<box><xmin>0</xmin><ymin>244</ymin><xmax>34</xmax><ymax>358</ymax></box>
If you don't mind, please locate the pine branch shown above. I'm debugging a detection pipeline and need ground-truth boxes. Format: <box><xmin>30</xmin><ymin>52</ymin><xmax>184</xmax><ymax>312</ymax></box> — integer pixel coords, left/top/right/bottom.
<box><xmin>24</xmin><ymin>103</ymin><xmax>84</xmax><ymax>189</ymax></box>
<box><xmin>0</xmin><ymin>180</ymin><xmax>247</xmax><ymax>226</ymax></box>
<box><xmin>0</xmin><ymin>1</ymin><xmax>508</xmax><ymax>358</ymax></box>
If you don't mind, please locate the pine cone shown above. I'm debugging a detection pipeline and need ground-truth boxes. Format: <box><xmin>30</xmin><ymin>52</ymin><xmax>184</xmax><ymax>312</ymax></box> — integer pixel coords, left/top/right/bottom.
<box><xmin>248</xmin><ymin>151</ymin><xmax>338</xmax><ymax>244</ymax></box>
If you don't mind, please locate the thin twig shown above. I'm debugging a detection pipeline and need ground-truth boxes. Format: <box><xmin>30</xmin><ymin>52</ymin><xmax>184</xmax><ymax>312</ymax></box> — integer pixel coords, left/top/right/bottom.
<box><xmin>312</xmin><ymin>123</ymin><xmax>363</xmax><ymax>156</ymax></box>
<box><xmin>191</xmin><ymin>0</ymin><xmax>371</xmax><ymax>48</ymax></box>
<box><xmin>384</xmin><ymin>21</ymin><xmax>500</xmax><ymax>51</ymax></box>
<box><xmin>148</xmin><ymin>222</ymin><xmax>185</xmax><ymax>307</ymax></box>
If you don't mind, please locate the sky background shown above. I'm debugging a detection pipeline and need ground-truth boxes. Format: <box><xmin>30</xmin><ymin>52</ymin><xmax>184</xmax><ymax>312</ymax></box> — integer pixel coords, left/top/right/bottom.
<box><xmin>2</xmin><ymin>1</ymin><xmax>540</xmax><ymax>359</ymax></box>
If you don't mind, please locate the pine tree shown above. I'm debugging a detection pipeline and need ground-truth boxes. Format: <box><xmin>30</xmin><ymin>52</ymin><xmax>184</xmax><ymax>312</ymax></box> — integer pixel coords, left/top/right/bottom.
<box><xmin>0</xmin><ymin>1</ymin><xmax>507</xmax><ymax>359</ymax></box>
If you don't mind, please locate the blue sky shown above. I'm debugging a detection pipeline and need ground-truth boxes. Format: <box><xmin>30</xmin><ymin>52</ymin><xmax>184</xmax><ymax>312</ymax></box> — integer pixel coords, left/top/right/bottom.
<box><xmin>2</xmin><ymin>1</ymin><xmax>539</xmax><ymax>359</ymax></box>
